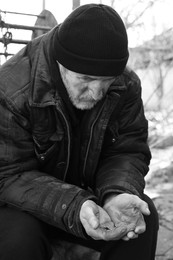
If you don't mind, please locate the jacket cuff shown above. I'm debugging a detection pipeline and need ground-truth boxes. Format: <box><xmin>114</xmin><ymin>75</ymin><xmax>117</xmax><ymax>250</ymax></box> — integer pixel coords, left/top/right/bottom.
<box><xmin>63</xmin><ymin>189</ymin><xmax>97</xmax><ymax>239</ymax></box>
<box><xmin>96</xmin><ymin>183</ymin><xmax>141</xmax><ymax>206</ymax></box>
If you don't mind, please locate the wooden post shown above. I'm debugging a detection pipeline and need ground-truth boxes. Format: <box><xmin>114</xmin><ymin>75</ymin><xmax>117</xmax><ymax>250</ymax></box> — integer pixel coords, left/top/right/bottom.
<box><xmin>0</xmin><ymin>38</ymin><xmax>29</xmax><ymax>45</ymax></box>
<box><xmin>0</xmin><ymin>22</ymin><xmax>52</xmax><ymax>31</ymax></box>
<box><xmin>42</xmin><ymin>0</ymin><xmax>46</xmax><ymax>10</ymax></box>
<box><xmin>0</xmin><ymin>9</ymin><xmax>58</xmax><ymax>60</ymax></box>
<box><xmin>32</xmin><ymin>9</ymin><xmax>58</xmax><ymax>39</ymax></box>
<box><xmin>72</xmin><ymin>0</ymin><xmax>80</xmax><ymax>10</ymax></box>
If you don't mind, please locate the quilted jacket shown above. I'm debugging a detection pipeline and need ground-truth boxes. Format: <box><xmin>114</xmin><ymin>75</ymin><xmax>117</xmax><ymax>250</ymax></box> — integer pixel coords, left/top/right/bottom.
<box><xmin>0</xmin><ymin>26</ymin><xmax>151</xmax><ymax>239</ymax></box>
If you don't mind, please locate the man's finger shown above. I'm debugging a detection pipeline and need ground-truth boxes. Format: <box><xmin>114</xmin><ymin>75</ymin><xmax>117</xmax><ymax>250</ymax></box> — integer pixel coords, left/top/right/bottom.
<box><xmin>82</xmin><ymin>206</ymin><xmax>99</xmax><ymax>229</ymax></box>
<box><xmin>134</xmin><ymin>222</ymin><xmax>146</xmax><ymax>234</ymax></box>
<box><xmin>103</xmin><ymin>225</ymin><xmax>127</xmax><ymax>241</ymax></box>
<box><xmin>134</xmin><ymin>196</ymin><xmax>150</xmax><ymax>216</ymax></box>
<box><xmin>127</xmin><ymin>231</ymin><xmax>138</xmax><ymax>239</ymax></box>
<box><xmin>80</xmin><ymin>201</ymin><xmax>100</xmax><ymax>229</ymax></box>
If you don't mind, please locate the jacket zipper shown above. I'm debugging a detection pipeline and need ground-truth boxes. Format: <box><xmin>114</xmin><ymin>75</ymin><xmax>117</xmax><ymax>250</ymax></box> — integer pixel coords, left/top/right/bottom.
<box><xmin>56</xmin><ymin>107</ymin><xmax>71</xmax><ymax>181</ymax></box>
<box><xmin>82</xmin><ymin>102</ymin><xmax>105</xmax><ymax>185</ymax></box>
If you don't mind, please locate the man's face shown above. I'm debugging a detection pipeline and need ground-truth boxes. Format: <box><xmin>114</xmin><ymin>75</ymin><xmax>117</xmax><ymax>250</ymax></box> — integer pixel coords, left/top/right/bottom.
<box><xmin>59</xmin><ymin>64</ymin><xmax>115</xmax><ymax>110</ymax></box>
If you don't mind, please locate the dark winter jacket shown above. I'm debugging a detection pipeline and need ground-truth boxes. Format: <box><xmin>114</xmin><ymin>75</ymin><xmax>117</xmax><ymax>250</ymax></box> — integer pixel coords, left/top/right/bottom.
<box><xmin>0</xmin><ymin>26</ymin><xmax>151</xmax><ymax>239</ymax></box>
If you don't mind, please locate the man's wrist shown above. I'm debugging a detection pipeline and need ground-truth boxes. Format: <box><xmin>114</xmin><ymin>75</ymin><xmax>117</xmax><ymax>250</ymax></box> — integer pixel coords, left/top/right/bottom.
<box><xmin>103</xmin><ymin>192</ymin><xmax>119</xmax><ymax>205</ymax></box>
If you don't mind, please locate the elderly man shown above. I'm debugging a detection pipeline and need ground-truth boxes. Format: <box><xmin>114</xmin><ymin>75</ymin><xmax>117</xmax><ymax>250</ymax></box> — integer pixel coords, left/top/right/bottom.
<box><xmin>0</xmin><ymin>4</ymin><xmax>158</xmax><ymax>260</ymax></box>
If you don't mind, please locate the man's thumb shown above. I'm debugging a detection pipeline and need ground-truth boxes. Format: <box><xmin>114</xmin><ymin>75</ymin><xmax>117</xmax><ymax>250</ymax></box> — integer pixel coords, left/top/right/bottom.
<box><xmin>136</xmin><ymin>198</ymin><xmax>150</xmax><ymax>216</ymax></box>
<box><xmin>80</xmin><ymin>200</ymin><xmax>100</xmax><ymax>229</ymax></box>
<box><xmin>89</xmin><ymin>214</ymin><xmax>99</xmax><ymax>229</ymax></box>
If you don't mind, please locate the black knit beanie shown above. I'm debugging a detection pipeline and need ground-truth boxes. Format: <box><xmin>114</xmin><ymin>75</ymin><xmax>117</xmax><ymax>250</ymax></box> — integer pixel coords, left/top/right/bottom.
<box><xmin>54</xmin><ymin>4</ymin><xmax>129</xmax><ymax>76</ymax></box>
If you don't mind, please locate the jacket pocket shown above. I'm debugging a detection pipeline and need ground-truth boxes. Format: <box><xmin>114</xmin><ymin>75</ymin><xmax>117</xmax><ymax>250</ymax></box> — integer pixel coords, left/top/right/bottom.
<box><xmin>33</xmin><ymin>131</ymin><xmax>64</xmax><ymax>163</ymax></box>
<box><xmin>103</xmin><ymin>122</ymin><xmax>119</xmax><ymax>148</ymax></box>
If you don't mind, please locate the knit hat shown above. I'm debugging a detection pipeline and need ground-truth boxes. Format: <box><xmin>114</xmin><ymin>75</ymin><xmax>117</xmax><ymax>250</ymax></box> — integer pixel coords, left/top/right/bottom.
<box><xmin>54</xmin><ymin>4</ymin><xmax>129</xmax><ymax>76</ymax></box>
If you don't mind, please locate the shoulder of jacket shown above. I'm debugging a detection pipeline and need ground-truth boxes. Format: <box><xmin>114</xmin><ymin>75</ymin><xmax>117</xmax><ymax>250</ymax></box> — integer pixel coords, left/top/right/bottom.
<box><xmin>122</xmin><ymin>66</ymin><xmax>142</xmax><ymax>97</ymax></box>
<box><xmin>123</xmin><ymin>66</ymin><xmax>141</xmax><ymax>86</ymax></box>
<box><xmin>0</xmin><ymin>47</ymin><xmax>31</xmax><ymax>99</ymax></box>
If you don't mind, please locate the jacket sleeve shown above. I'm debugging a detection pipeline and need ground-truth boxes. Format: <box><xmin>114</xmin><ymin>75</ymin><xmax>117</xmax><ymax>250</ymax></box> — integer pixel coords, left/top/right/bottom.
<box><xmin>95</xmin><ymin>71</ymin><xmax>151</xmax><ymax>203</ymax></box>
<box><xmin>0</xmin><ymin>91</ymin><xmax>95</xmax><ymax>239</ymax></box>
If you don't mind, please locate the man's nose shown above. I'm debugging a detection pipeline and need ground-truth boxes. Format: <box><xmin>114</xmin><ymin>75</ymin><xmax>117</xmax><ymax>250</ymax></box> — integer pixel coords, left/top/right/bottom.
<box><xmin>88</xmin><ymin>82</ymin><xmax>104</xmax><ymax>100</ymax></box>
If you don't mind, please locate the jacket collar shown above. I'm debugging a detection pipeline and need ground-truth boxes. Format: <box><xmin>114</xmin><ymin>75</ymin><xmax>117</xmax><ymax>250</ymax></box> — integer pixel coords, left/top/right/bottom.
<box><xmin>29</xmin><ymin>26</ymin><xmax>61</xmax><ymax>107</ymax></box>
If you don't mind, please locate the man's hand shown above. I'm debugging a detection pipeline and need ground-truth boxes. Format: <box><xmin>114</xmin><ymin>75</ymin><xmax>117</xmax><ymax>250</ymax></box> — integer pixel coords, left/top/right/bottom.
<box><xmin>103</xmin><ymin>193</ymin><xmax>150</xmax><ymax>241</ymax></box>
<box><xmin>79</xmin><ymin>200</ymin><xmax>127</xmax><ymax>240</ymax></box>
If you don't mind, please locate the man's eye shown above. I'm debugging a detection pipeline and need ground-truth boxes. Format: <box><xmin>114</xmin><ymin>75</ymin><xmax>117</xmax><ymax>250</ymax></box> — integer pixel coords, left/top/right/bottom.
<box><xmin>79</xmin><ymin>77</ymin><xmax>92</xmax><ymax>82</ymax></box>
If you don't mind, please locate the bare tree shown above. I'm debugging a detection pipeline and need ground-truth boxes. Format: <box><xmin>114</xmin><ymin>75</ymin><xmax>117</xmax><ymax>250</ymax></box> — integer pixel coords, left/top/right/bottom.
<box><xmin>110</xmin><ymin>0</ymin><xmax>162</xmax><ymax>29</ymax></box>
<box><xmin>109</xmin><ymin>0</ymin><xmax>172</xmax><ymax>111</ymax></box>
